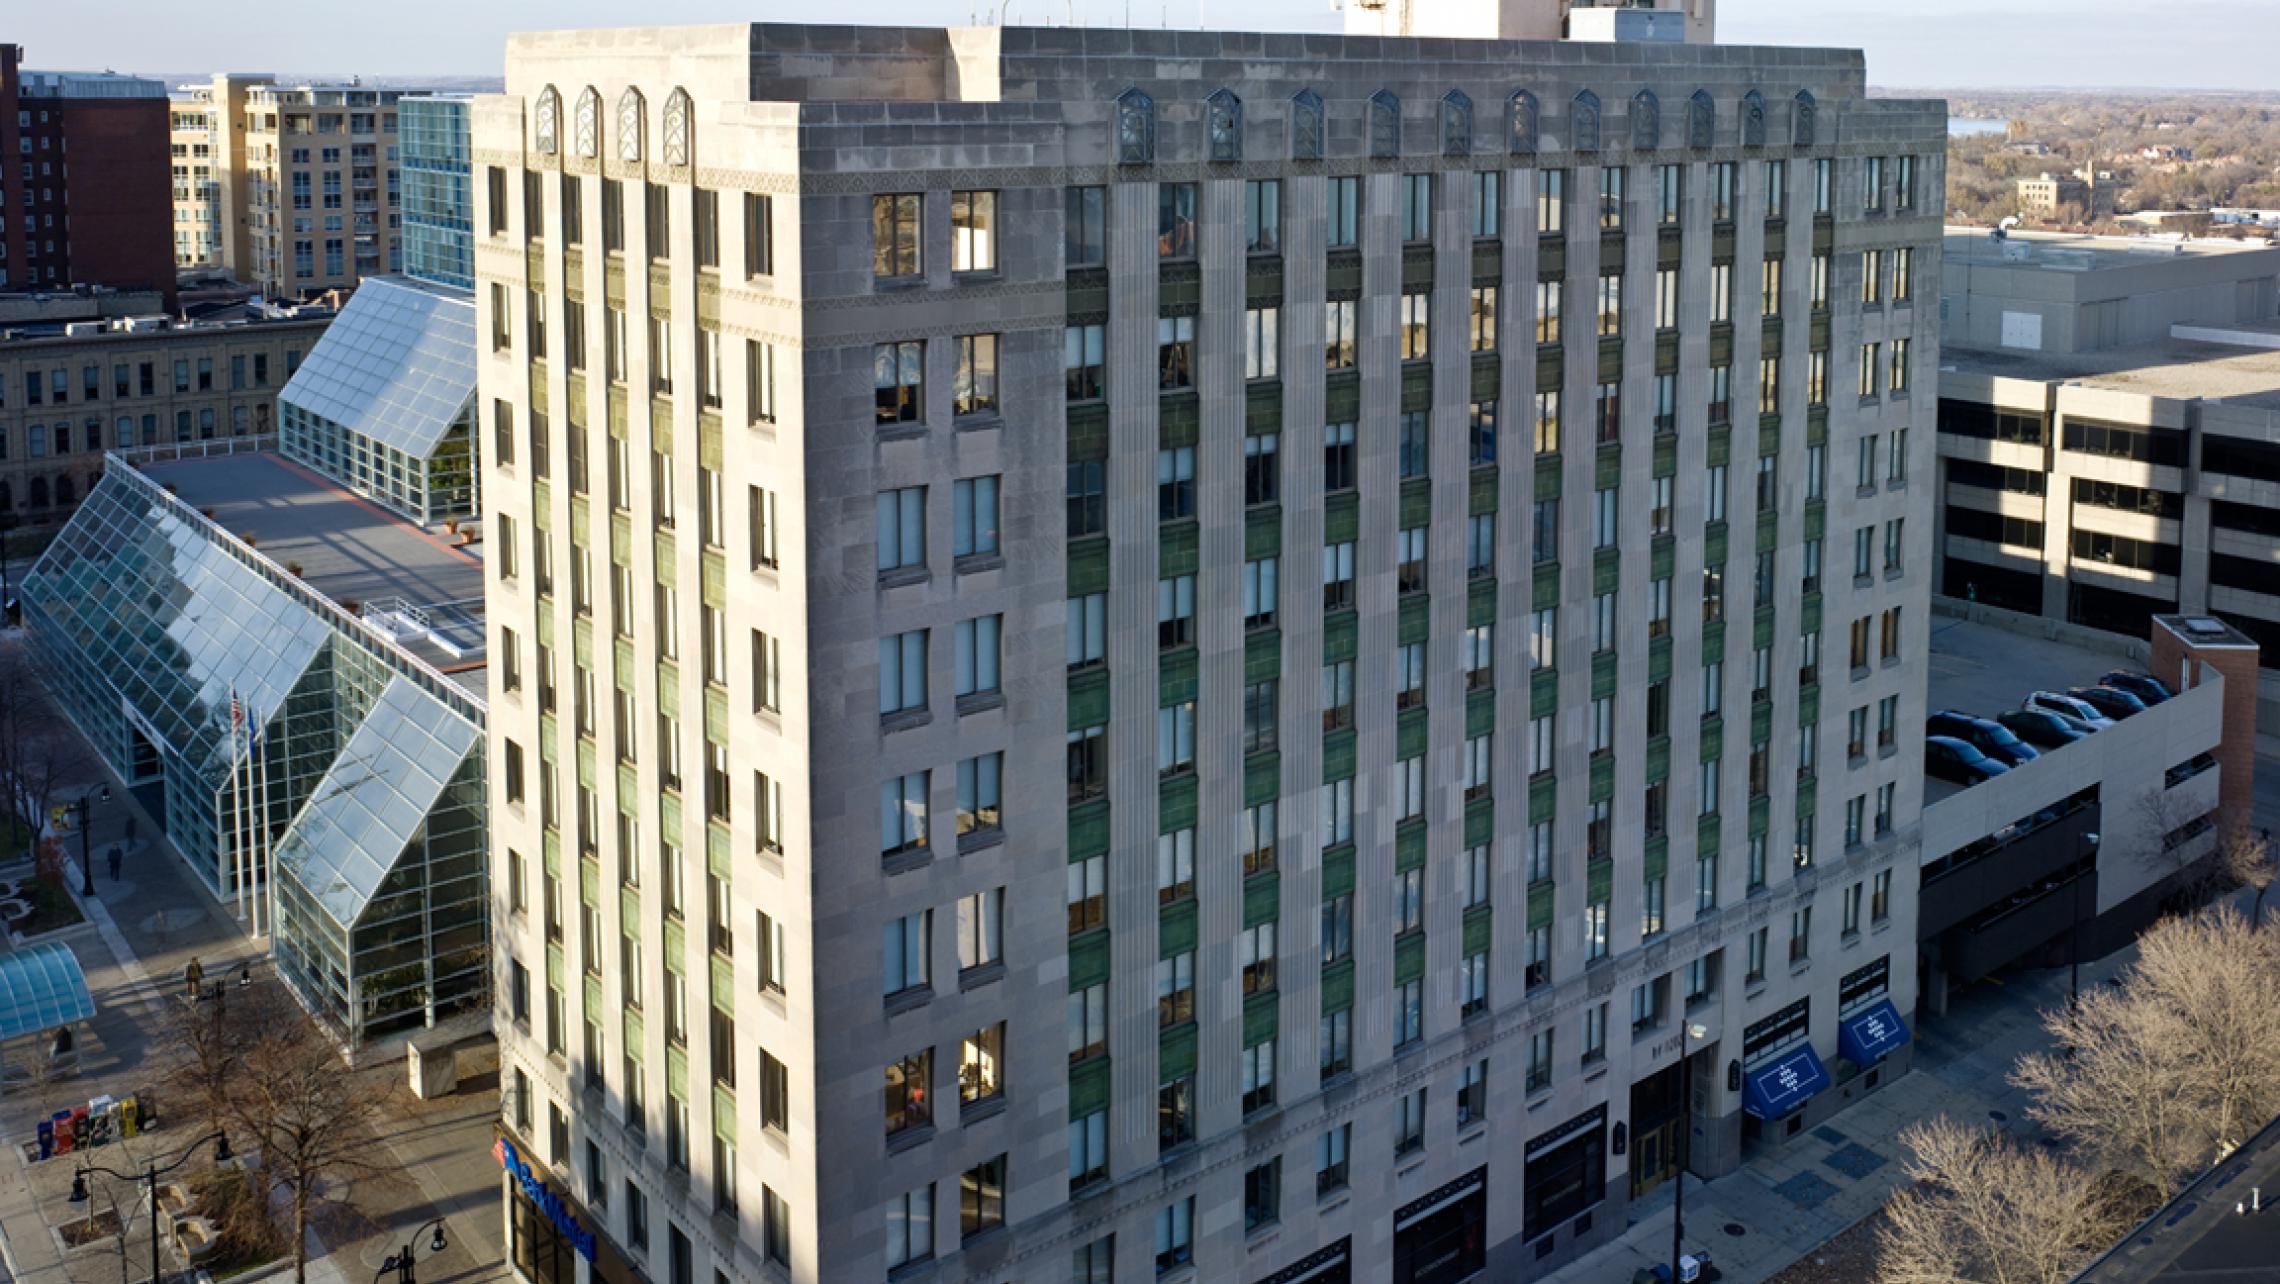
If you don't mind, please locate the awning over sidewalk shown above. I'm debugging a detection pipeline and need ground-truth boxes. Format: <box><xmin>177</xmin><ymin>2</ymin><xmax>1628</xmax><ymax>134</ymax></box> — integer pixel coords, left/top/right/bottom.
<box><xmin>0</xmin><ymin>943</ymin><xmax>95</xmax><ymax>1042</ymax></box>
<box><xmin>1742</xmin><ymin>1044</ymin><xmax>1831</xmax><ymax>1120</ymax></box>
<box><xmin>1838</xmin><ymin>999</ymin><xmax>1911</xmax><ymax>1066</ymax></box>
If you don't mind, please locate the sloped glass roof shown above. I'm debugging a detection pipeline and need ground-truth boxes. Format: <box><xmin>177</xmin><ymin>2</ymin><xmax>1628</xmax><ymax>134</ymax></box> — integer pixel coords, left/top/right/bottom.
<box><xmin>278</xmin><ymin>276</ymin><xmax>476</xmax><ymax>461</ymax></box>
<box><xmin>272</xmin><ymin>675</ymin><xmax>479</xmax><ymax>930</ymax></box>
<box><xmin>0</xmin><ymin>943</ymin><xmax>96</xmax><ymax>1043</ymax></box>
<box><xmin>21</xmin><ymin>472</ymin><xmax>332</xmax><ymax>775</ymax></box>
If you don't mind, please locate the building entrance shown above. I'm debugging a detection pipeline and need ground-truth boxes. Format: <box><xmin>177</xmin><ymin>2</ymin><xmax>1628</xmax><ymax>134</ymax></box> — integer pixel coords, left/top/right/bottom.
<box><xmin>1628</xmin><ymin>1059</ymin><xmax>1686</xmax><ymax>1198</ymax></box>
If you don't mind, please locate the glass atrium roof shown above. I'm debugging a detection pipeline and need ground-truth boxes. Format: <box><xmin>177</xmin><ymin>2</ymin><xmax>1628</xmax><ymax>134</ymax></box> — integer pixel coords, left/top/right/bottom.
<box><xmin>23</xmin><ymin>476</ymin><xmax>332</xmax><ymax>775</ymax></box>
<box><xmin>270</xmin><ymin>675</ymin><xmax>479</xmax><ymax>930</ymax></box>
<box><xmin>0</xmin><ymin>943</ymin><xmax>96</xmax><ymax>1043</ymax></box>
<box><xmin>278</xmin><ymin>276</ymin><xmax>476</xmax><ymax>461</ymax></box>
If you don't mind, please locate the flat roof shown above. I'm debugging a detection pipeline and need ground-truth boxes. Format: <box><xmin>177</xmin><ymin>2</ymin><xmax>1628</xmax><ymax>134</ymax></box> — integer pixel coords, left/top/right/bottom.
<box><xmin>2074</xmin><ymin>1112</ymin><xmax>2280</xmax><ymax>1282</ymax></box>
<box><xmin>1925</xmin><ymin>613</ymin><xmax>2132</xmax><ymax>806</ymax></box>
<box><xmin>1942</xmin><ymin>334</ymin><xmax>2280</xmax><ymax>410</ymax></box>
<box><xmin>134</xmin><ymin>452</ymin><xmax>485</xmax><ymax>691</ymax></box>
<box><xmin>1943</xmin><ymin>226</ymin><xmax>2280</xmax><ymax>273</ymax></box>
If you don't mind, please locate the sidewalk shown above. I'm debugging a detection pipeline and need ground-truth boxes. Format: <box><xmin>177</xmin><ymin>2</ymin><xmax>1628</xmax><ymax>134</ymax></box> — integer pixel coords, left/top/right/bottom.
<box><xmin>1545</xmin><ymin>738</ymin><xmax>2280</xmax><ymax>1284</ymax></box>
<box><xmin>0</xmin><ymin>718</ymin><xmax>508</xmax><ymax>1284</ymax></box>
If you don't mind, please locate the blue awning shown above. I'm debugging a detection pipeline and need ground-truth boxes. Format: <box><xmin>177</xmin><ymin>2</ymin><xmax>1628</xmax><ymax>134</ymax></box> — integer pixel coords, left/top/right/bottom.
<box><xmin>1839</xmin><ymin>999</ymin><xmax>1911</xmax><ymax>1066</ymax></box>
<box><xmin>1743</xmin><ymin>1044</ymin><xmax>1831</xmax><ymax>1120</ymax></box>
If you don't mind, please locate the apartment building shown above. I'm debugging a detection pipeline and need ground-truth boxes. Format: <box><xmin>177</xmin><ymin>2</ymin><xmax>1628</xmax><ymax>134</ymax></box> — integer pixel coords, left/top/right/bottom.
<box><xmin>0</xmin><ymin>310</ymin><xmax>329</xmax><ymax>523</ymax></box>
<box><xmin>170</xmin><ymin>92</ymin><xmax>223</xmax><ymax>269</ymax></box>
<box><xmin>194</xmin><ymin>75</ymin><xmax>404</xmax><ymax>299</ymax></box>
<box><xmin>476</xmin><ymin>16</ymin><xmax>1940</xmax><ymax>1284</ymax></box>
<box><xmin>0</xmin><ymin>44</ymin><xmax>176</xmax><ymax>306</ymax></box>
<box><xmin>1934</xmin><ymin>227</ymin><xmax>2280</xmax><ymax>723</ymax></box>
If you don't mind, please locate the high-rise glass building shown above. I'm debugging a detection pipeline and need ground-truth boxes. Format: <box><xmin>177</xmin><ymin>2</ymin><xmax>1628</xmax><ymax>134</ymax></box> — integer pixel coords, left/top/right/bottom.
<box><xmin>402</xmin><ymin>95</ymin><xmax>476</xmax><ymax>290</ymax></box>
<box><xmin>477</xmin><ymin>13</ymin><xmax>1941</xmax><ymax>1282</ymax></box>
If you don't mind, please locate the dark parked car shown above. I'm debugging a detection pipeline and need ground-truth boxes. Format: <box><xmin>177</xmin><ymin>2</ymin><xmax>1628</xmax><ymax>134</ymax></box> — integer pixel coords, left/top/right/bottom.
<box><xmin>1997</xmin><ymin>708</ymin><xmax>2091</xmax><ymax>751</ymax></box>
<box><xmin>1926</xmin><ymin>735</ymin><xmax>2010</xmax><ymax>786</ymax></box>
<box><xmin>1926</xmin><ymin>710</ymin><xmax>2040</xmax><ymax>767</ymax></box>
<box><xmin>2099</xmin><ymin>670</ymin><xmax>2172</xmax><ymax>706</ymax></box>
<box><xmin>2069</xmin><ymin>685</ymin><xmax>2149</xmax><ymax>721</ymax></box>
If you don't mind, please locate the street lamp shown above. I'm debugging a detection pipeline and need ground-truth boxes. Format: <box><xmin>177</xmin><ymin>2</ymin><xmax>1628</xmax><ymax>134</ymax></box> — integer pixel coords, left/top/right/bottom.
<box><xmin>1672</xmin><ymin>1020</ymin><xmax>1709</xmax><ymax>1284</ymax></box>
<box><xmin>71</xmin><ymin>785</ymin><xmax>113</xmax><ymax>897</ymax></box>
<box><xmin>2070</xmin><ymin>830</ymin><xmax>2101</xmax><ymax>1012</ymax></box>
<box><xmin>69</xmin><ymin>1130</ymin><xmax>230</xmax><ymax>1284</ymax></box>
<box><xmin>373</xmin><ymin>1217</ymin><xmax>450</xmax><ymax>1284</ymax></box>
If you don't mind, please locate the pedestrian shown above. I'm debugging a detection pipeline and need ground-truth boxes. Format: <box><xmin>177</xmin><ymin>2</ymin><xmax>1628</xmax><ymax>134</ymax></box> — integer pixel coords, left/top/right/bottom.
<box><xmin>106</xmin><ymin>845</ymin><xmax>121</xmax><ymax>881</ymax></box>
<box><xmin>184</xmin><ymin>956</ymin><xmax>204</xmax><ymax>1003</ymax></box>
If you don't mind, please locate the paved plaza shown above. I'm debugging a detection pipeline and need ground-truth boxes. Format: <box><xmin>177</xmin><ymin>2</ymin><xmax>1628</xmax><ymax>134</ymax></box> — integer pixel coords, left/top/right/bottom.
<box><xmin>0</xmin><ymin>673</ymin><xmax>508</xmax><ymax>1284</ymax></box>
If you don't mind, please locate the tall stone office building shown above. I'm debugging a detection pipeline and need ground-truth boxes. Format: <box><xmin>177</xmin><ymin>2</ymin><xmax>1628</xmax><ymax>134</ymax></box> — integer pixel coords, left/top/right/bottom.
<box><xmin>475</xmin><ymin>10</ymin><xmax>1941</xmax><ymax>1283</ymax></box>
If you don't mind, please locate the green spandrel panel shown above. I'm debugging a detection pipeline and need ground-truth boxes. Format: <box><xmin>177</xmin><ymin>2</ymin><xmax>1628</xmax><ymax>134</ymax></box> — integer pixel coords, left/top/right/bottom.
<box><xmin>1068</xmin><ymin>669</ymin><xmax>1110</xmax><ymax>731</ymax></box>
<box><xmin>1325</xmin><ymin>491</ymin><xmax>1360</xmax><ymax>545</ymax></box>
<box><xmin>1068</xmin><ymin>800</ymin><xmax>1111</xmax><ymax>861</ymax></box>
<box><xmin>1159</xmin><ymin>774</ymin><xmax>1198</xmax><ymax>834</ymax></box>
<box><xmin>1649</xmin><ymin>635</ymin><xmax>1673</xmax><ymax>682</ymax></box>
<box><xmin>1247</xmin><ymin>629</ymin><xmax>1282</xmax><ymax>685</ymax></box>
<box><xmin>1587</xmin><ymin>858</ymin><xmax>1613</xmax><ymax>904</ymax></box>
<box><xmin>1159</xmin><ymin>1024</ymin><xmax>1198</xmax><ymax>1083</ymax></box>
<box><xmin>1067</xmin><ymin>405</ymin><xmax>1109</xmax><ymax>461</ymax></box>
<box><xmin>1643</xmin><ymin>836</ymin><xmax>1669</xmax><ymax>881</ymax></box>
<box><xmin>1466</xmin><ymin>798</ymin><xmax>1495</xmax><ymax>849</ymax></box>
<box><xmin>1397</xmin><ymin>707</ymin><xmax>1429</xmax><ymax>760</ymax></box>
<box><xmin>1395</xmin><ymin>820</ymin><xmax>1427</xmax><ymax>872</ymax></box>
<box><xmin>1159</xmin><ymin>521</ymin><xmax>1199</xmax><ymax>578</ymax></box>
<box><xmin>1468</xmin><ymin>579</ymin><xmax>1496</xmax><ymax>628</ymax></box>
<box><xmin>1400</xmin><ymin>595</ymin><xmax>1431</xmax><ymax>645</ymax></box>
<box><xmin>1701</xmin><ymin>714</ymin><xmax>1725</xmax><ymax>761</ymax></box>
<box><xmin>1248</xmin><ymin>506</ymin><xmax>1283</xmax><ymax>559</ymax></box>
<box><xmin>1320</xmin><ymin>959</ymin><xmax>1355</xmax><ymax>1014</ymax></box>
<box><xmin>1069</xmin><ymin>930</ymin><xmax>1111</xmax><ymax>991</ymax></box>
<box><xmin>1463</xmin><ymin>906</ymin><xmax>1493</xmax><ymax>956</ymax></box>
<box><xmin>1533</xmin><ymin>562</ymin><xmax>1562</xmax><ymax>610</ymax></box>
<box><xmin>1467</xmin><ymin>690</ymin><xmax>1496</xmax><ymax>740</ymax></box>
<box><xmin>1530</xmin><ymin>773</ymin><xmax>1557</xmax><ymax>824</ymax></box>
<box><xmin>1394</xmin><ymin>933</ymin><xmax>1426</xmax><ymax>984</ymax></box>
<box><xmin>1068</xmin><ymin>538</ymin><xmax>1110</xmax><ymax>596</ymax></box>
<box><xmin>1697</xmin><ymin>811</ymin><xmax>1722</xmax><ymax>855</ymax></box>
<box><xmin>1069</xmin><ymin>1056</ymin><xmax>1112</xmax><ymax>1119</ymax></box>
<box><xmin>1323</xmin><ymin>729</ymin><xmax>1357</xmax><ymax>784</ymax></box>
<box><xmin>1528</xmin><ymin>881</ymin><xmax>1556</xmax><ymax>930</ymax></box>
<box><xmin>1244</xmin><ymin>872</ymin><xmax>1281</xmax><ymax>928</ymax></box>
<box><xmin>1322</xmin><ymin>845</ymin><xmax>1355</xmax><ymax>899</ymax></box>
<box><xmin>1401</xmin><ymin>478</ymin><xmax>1434</xmax><ymax>529</ymax></box>
<box><xmin>1245</xmin><ymin>752</ymin><xmax>1281</xmax><ymax>808</ymax></box>
<box><xmin>1532</xmin><ymin>668</ymin><xmax>1559</xmax><ymax>718</ymax></box>
<box><xmin>1323</xmin><ymin>612</ymin><xmax>1358</xmax><ymax>665</ymax></box>
<box><xmin>1244</xmin><ymin>992</ymin><xmax>1279</xmax><ymax>1048</ymax></box>
<box><xmin>1588</xmin><ymin>753</ymin><xmax>1614</xmax><ymax>803</ymax></box>
<box><xmin>1159</xmin><ymin>901</ymin><xmax>1199</xmax><ymax>959</ymax></box>
<box><xmin>1159</xmin><ymin>648</ymin><xmax>1198</xmax><ymax>707</ymax></box>
<box><xmin>622</xmin><ymin>1006</ymin><xmax>643</xmax><ymax>1060</ymax></box>
<box><xmin>1646</xmin><ymin>736</ymin><xmax>1671</xmax><ymax>783</ymax></box>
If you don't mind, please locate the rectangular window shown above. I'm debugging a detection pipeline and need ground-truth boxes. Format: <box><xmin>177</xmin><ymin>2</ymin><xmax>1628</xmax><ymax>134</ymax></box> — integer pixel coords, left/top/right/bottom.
<box><xmin>1538</xmin><ymin>169</ymin><xmax>1566</xmax><ymax>234</ymax></box>
<box><xmin>872</xmin><ymin>192</ymin><xmax>922</xmax><ymax>277</ymax></box>
<box><xmin>1245</xmin><ymin>178</ymin><xmax>1282</xmax><ymax>253</ymax></box>
<box><xmin>1065</xmin><ymin>185</ymin><xmax>1106</xmax><ymax>267</ymax></box>
<box><xmin>1474</xmin><ymin>170</ymin><xmax>1502</xmax><ymax>237</ymax></box>
<box><xmin>1328</xmin><ymin>175</ymin><xmax>1360</xmax><ymax>247</ymax></box>
<box><xmin>951</xmin><ymin>190</ymin><xmax>996</xmax><ymax>273</ymax></box>
<box><xmin>743</xmin><ymin>193</ymin><xmax>774</xmax><ymax>276</ymax></box>
<box><xmin>875</xmin><ymin>340</ymin><xmax>923</xmax><ymax>425</ymax></box>
<box><xmin>1158</xmin><ymin>182</ymin><xmax>1197</xmax><ymax>260</ymax></box>
<box><xmin>953</xmin><ymin>334</ymin><xmax>998</xmax><ymax>417</ymax></box>
<box><xmin>1245</xmin><ymin>305</ymin><xmax>1279</xmax><ymax>380</ymax></box>
<box><xmin>954</xmin><ymin>615</ymin><xmax>1001</xmax><ymax>699</ymax></box>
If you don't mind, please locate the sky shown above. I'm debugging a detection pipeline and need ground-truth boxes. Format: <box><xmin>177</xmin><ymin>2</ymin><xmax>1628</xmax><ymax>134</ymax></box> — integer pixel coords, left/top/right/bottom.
<box><xmin>10</xmin><ymin>0</ymin><xmax>2275</xmax><ymax>91</ymax></box>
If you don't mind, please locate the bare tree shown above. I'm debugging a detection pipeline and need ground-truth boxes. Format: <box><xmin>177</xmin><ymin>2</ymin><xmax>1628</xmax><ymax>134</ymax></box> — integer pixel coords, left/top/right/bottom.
<box><xmin>2013</xmin><ymin>907</ymin><xmax>2280</xmax><ymax>1195</ymax></box>
<box><xmin>0</xmin><ymin>633</ymin><xmax>96</xmax><ymax>852</ymax></box>
<box><xmin>160</xmin><ymin>983</ymin><xmax>396</xmax><ymax>1284</ymax></box>
<box><xmin>2129</xmin><ymin>785</ymin><xmax>2231</xmax><ymax>910</ymax></box>
<box><xmin>2217</xmin><ymin>828</ymin><xmax>2275</xmax><ymax>925</ymax></box>
<box><xmin>1877</xmin><ymin>1117</ymin><xmax>2145</xmax><ymax>1284</ymax></box>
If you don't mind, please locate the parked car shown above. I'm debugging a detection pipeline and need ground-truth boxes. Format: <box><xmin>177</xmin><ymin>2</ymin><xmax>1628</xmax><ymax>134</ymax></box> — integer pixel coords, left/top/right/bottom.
<box><xmin>1926</xmin><ymin>735</ymin><xmax>2011</xmax><ymax>786</ymax></box>
<box><xmin>1926</xmin><ymin>710</ymin><xmax>2040</xmax><ymax>767</ymax></box>
<box><xmin>2023</xmin><ymin>691</ymin><xmax>2116</xmax><ymax>733</ymax></box>
<box><xmin>2069</xmin><ymin>685</ymin><xmax>2149</xmax><ymax>721</ymax></box>
<box><xmin>1997</xmin><ymin>708</ymin><xmax>2091</xmax><ymax>751</ymax></box>
<box><xmin>2099</xmin><ymin>670</ymin><xmax>2173</xmax><ymax>706</ymax></box>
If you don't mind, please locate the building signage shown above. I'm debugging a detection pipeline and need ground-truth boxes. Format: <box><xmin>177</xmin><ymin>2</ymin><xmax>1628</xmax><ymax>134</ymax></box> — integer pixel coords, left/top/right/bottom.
<box><xmin>1838</xmin><ymin>998</ymin><xmax>1911</xmax><ymax>1066</ymax></box>
<box><xmin>496</xmin><ymin>1137</ymin><xmax>597</xmax><ymax>1263</ymax></box>
<box><xmin>1742</xmin><ymin>1044</ymin><xmax>1831</xmax><ymax>1120</ymax></box>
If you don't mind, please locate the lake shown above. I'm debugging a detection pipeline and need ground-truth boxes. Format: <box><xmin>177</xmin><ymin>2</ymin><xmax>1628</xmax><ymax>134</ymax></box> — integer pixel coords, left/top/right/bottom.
<box><xmin>1949</xmin><ymin>117</ymin><xmax>2010</xmax><ymax>137</ymax></box>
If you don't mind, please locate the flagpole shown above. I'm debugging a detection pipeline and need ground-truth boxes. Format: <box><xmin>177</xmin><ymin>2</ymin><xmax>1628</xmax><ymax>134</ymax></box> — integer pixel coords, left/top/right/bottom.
<box><xmin>256</xmin><ymin>723</ymin><xmax>273</xmax><ymax>944</ymax></box>
<box><xmin>230</xmin><ymin>688</ymin><xmax>247</xmax><ymax>927</ymax></box>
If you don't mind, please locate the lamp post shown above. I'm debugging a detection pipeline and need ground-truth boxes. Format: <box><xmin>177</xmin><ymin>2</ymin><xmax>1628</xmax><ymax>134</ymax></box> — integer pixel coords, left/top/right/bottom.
<box><xmin>1672</xmin><ymin>1021</ymin><xmax>1709</xmax><ymax>1284</ymax></box>
<box><xmin>2070</xmin><ymin>830</ymin><xmax>2100</xmax><ymax>1012</ymax></box>
<box><xmin>69</xmin><ymin>1130</ymin><xmax>230</xmax><ymax>1284</ymax></box>
<box><xmin>71</xmin><ymin>786</ymin><xmax>112</xmax><ymax>897</ymax></box>
<box><xmin>373</xmin><ymin>1217</ymin><xmax>450</xmax><ymax>1284</ymax></box>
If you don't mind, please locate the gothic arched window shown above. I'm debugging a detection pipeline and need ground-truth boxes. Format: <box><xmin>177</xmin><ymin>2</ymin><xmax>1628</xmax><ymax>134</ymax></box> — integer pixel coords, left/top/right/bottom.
<box><xmin>573</xmin><ymin>87</ymin><xmax>600</xmax><ymax>158</ymax></box>
<box><xmin>1368</xmin><ymin>90</ymin><xmax>1401</xmax><ymax>159</ymax></box>
<box><xmin>1507</xmin><ymin>89</ymin><xmax>1539</xmax><ymax>156</ymax></box>
<box><xmin>1206</xmin><ymin>89</ymin><xmax>1242</xmax><ymax>162</ymax></box>
<box><xmin>1114</xmin><ymin>87</ymin><xmax>1155</xmax><ymax>165</ymax></box>
<box><xmin>1630</xmin><ymin>89</ymin><xmax>1660</xmax><ymax>151</ymax></box>
<box><xmin>1792</xmin><ymin>90</ymin><xmax>1817</xmax><ymax>148</ymax></box>
<box><xmin>1291</xmin><ymin>89</ymin><xmax>1324</xmax><ymax>161</ymax></box>
<box><xmin>535</xmin><ymin>86</ymin><xmax>561</xmax><ymax>156</ymax></box>
<box><xmin>616</xmin><ymin>88</ymin><xmax>645</xmax><ymax>163</ymax></box>
<box><xmin>1688</xmin><ymin>90</ymin><xmax>1715</xmax><ymax>150</ymax></box>
<box><xmin>663</xmin><ymin>88</ymin><xmax>692</xmax><ymax>168</ymax></box>
<box><xmin>1440</xmin><ymin>90</ymin><xmax>1473</xmax><ymax>157</ymax></box>
<box><xmin>1572</xmin><ymin>90</ymin><xmax>1601</xmax><ymax>153</ymax></box>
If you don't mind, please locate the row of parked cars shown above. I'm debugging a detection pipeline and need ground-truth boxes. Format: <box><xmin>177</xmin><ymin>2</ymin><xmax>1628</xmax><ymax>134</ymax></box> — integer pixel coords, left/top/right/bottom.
<box><xmin>1925</xmin><ymin>670</ymin><xmax>2175</xmax><ymax>787</ymax></box>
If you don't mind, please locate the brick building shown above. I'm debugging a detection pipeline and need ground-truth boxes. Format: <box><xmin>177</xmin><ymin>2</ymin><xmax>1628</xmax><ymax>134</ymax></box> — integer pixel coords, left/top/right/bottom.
<box><xmin>0</xmin><ymin>43</ymin><xmax>177</xmax><ymax>308</ymax></box>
